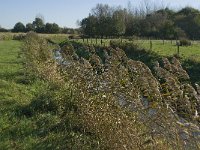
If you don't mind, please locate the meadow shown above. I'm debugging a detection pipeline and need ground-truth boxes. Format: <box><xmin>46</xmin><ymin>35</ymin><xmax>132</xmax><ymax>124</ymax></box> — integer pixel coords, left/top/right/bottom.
<box><xmin>0</xmin><ymin>33</ymin><xmax>200</xmax><ymax>149</ymax></box>
<box><xmin>0</xmin><ymin>40</ymin><xmax>72</xmax><ymax>149</ymax></box>
<box><xmin>136</xmin><ymin>40</ymin><xmax>200</xmax><ymax>61</ymax></box>
<box><xmin>75</xmin><ymin>38</ymin><xmax>200</xmax><ymax>61</ymax></box>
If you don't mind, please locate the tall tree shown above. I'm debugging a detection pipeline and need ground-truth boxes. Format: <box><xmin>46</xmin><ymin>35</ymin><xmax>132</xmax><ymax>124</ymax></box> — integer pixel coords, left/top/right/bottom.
<box><xmin>45</xmin><ymin>23</ymin><xmax>60</xmax><ymax>33</ymax></box>
<box><xmin>81</xmin><ymin>15</ymin><xmax>97</xmax><ymax>37</ymax></box>
<box><xmin>26</xmin><ymin>23</ymin><xmax>34</xmax><ymax>32</ymax></box>
<box><xmin>33</xmin><ymin>17</ymin><xmax>45</xmax><ymax>33</ymax></box>
<box><xmin>112</xmin><ymin>9</ymin><xmax>126</xmax><ymax>36</ymax></box>
<box><xmin>12</xmin><ymin>22</ymin><xmax>25</xmax><ymax>32</ymax></box>
<box><xmin>91</xmin><ymin>4</ymin><xmax>113</xmax><ymax>37</ymax></box>
<box><xmin>175</xmin><ymin>7</ymin><xmax>200</xmax><ymax>39</ymax></box>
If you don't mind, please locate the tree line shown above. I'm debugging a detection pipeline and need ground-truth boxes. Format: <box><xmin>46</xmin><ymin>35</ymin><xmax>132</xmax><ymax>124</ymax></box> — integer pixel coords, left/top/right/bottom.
<box><xmin>80</xmin><ymin>4</ymin><xmax>200</xmax><ymax>40</ymax></box>
<box><xmin>0</xmin><ymin>17</ymin><xmax>80</xmax><ymax>34</ymax></box>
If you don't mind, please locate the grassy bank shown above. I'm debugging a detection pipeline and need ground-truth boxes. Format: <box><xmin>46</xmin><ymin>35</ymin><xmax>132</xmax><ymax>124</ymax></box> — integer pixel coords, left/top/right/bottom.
<box><xmin>0</xmin><ymin>39</ymin><xmax>100</xmax><ymax>149</ymax></box>
<box><xmin>0</xmin><ymin>40</ymin><xmax>43</xmax><ymax>149</ymax></box>
<box><xmin>0</xmin><ymin>40</ymin><xmax>60</xmax><ymax>149</ymax></box>
<box><xmin>1</xmin><ymin>37</ymin><xmax>200</xmax><ymax>149</ymax></box>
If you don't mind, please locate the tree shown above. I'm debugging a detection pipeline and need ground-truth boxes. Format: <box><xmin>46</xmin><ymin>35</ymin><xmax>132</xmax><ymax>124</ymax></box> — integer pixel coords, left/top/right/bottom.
<box><xmin>45</xmin><ymin>23</ymin><xmax>60</xmax><ymax>33</ymax></box>
<box><xmin>81</xmin><ymin>16</ymin><xmax>97</xmax><ymax>37</ymax></box>
<box><xmin>33</xmin><ymin>17</ymin><xmax>45</xmax><ymax>33</ymax></box>
<box><xmin>12</xmin><ymin>22</ymin><xmax>25</xmax><ymax>32</ymax></box>
<box><xmin>91</xmin><ymin>4</ymin><xmax>113</xmax><ymax>38</ymax></box>
<box><xmin>174</xmin><ymin>27</ymin><xmax>187</xmax><ymax>39</ymax></box>
<box><xmin>26</xmin><ymin>23</ymin><xmax>34</xmax><ymax>32</ymax></box>
<box><xmin>0</xmin><ymin>26</ymin><xmax>9</xmax><ymax>32</ymax></box>
<box><xmin>112</xmin><ymin>9</ymin><xmax>126</xmax><ymax>36</ymax></box>
<box><xmin>175</xmin><ymin>7</ymin><xmax>200</xmax><ymax>39</ymax></box>
<box><xmin>159</xmin><ymin>20</ymin><xmax>175</xmax><ymax>39</ymax></box>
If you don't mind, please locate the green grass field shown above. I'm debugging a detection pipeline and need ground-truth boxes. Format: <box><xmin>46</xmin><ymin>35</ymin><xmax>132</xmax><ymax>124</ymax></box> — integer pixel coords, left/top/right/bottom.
<box><xmin>1</xmin><ymin>38</ymin><xmax>200</xmax><ymax>149</ymax></box>
<box><xmin>0</xmin><ymin>40</ymin><xmax>37</xmax><ymax>149</ymax></box>
<box><xmin>74</xmin><ymin>38</ymin><xmax>200</xmax><ymax>61</ymax></box>
<box><xmin>136</xmin><ymin>40</ymin><xmax>200</xmax><ymax>61</ymax></box>
<box><xmin>0</xmin><ymin>39</ymin><xmax>96</xmax><ymax>149</ymax></box>
<box><xmin>0</xmin><ymin>40</ymin><xmax>61</xmax><ymax>149</ymax></box>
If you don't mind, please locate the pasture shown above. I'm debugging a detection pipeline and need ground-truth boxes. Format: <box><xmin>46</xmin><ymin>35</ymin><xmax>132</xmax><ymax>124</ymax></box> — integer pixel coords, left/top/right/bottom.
<box><xmin>0</xmin><ymin>34</ymin><xmax>200</xmax><ymax>149</ymax></box>
<box><xmin>136</xmin><ymin>40</ymin><xmax>200</xmax><ymax>61</ymax></box>
<box><xmin>0</xmin><ymin>40</ymin><xmax>64</xmax><ymax>149</ymax></box>
<box><xmin>74</xmin><ymin>38</ymin><xmax>200</xmax><ymax>62</ymax></box>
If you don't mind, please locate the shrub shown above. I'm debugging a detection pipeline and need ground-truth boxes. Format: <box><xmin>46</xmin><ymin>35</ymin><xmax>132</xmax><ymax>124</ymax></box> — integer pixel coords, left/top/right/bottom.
<box><xmin>21</xmin><ymin>35</ymin><xmax>200</xmax><ymax>149</ymax></box>
<box><xmin>13</xmin><ymin>34</ymin><xmax>26</xmax><ymax>40</ymax></box>
<box><xmin>22</xmin><ymin>32</ymin><xmax>62</xmax><ymax>83</ymax></box>
<box><xmin>179</xmin><ymin>39</ymin><xmax>191</xmax><ymax>46</ymax></box>
<box><xmin>0</xmin><ymin>33</ymin><xmax>13</xmax><ymax>40</ymax></box>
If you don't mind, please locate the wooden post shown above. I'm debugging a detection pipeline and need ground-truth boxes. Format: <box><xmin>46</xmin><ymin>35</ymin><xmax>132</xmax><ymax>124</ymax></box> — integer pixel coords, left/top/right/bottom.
<box><xmin>150</xmin><ymin>40</ymin><xmax>152</xmax><ymax>50</ymax></box>
<box><xmin>87</xmin><ymin>38</ymin><xmax>88</xmax><ymax>44</ymax></box>
<box><xmin>83</xmin><ymin>38</ymin><xmax>84</xmax><ymax>43</ymax></box>
<box><xmin>177</xmin><ymin>44</ymin><xmax>180</xmax><ymax>56</ymax></box>
<box><xmin>96</xmin><ymin>38</ymin><xmax>97</xmax><ymax>45</ymax></box>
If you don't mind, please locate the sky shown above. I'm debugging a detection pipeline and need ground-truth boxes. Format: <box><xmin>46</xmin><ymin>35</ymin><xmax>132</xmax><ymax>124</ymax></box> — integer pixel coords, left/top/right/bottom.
<box><xmin>0</xmin><ymin>0</ymin><xmax>200</xmax><ymax>29</ymax></box>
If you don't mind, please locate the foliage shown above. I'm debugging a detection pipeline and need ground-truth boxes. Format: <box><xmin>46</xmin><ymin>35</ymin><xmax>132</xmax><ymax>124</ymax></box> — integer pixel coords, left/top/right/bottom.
<box><xmin>12</xmin><ymin>22</ymin><xmax>26</xmax><ymax>32</ymax></box>
<box><xmin>21</xmin><ymin>32</ymin><xmax>60</xmax><ymax>82</ymax></box>
<box><xmin>0</xmin><ymin>27</ymin><xmax>9</xmax><ymax>32</ymax></box>
<box><xmin>45</xmin><ymin>23</ymin><xmax>60</xmax><ymax>34</ymax></box>
<box><xmin>12</xmin><ymin>17</ymin><xmax>71</xmax><ymax>34</ymax></box>
<box><xmin>80</xmin><ymin>4</ymin><xmax>126</xmax><ymax>37</ymax></box>
<box><xmin>80</xmin><ymin>4</ymin><xmax>200</xmax><ymax>40</ymax></box>
<box><xmin>32</xmin><ymin>17</ymin><xmax>45</xmax><ymax>33</ymax></box>
<box><xmin>2</xmin><ymin>33</ymin><xmax>200</xmax><ymax>149</ymax></box>
<box><xmin>13</xmin><ymin>34</ymin><xmax>26</xmax><ymax>40</ymax></box>
<box><xmin>179</xmin><ymin>39</ymin><xmax>192</xmax><ymax>46</ymax></box>
<box><xmin>0</xmin><ymin>33</ymin><xmax>13</xmax><ymax>40</ymax></box>
<box><xmin>60</xmin><ymin>41</ymin><xmax>200</xmax><ymax>149</ymax></box>
<box><xmin>26</xmin><ymin>23</ymin><xmax>34</xmax><ymax>32</ymax></box>
<box><xmin>0</xmin><ymin>40</ymin><xmax>100</xmax><ymax>149</ymax></box>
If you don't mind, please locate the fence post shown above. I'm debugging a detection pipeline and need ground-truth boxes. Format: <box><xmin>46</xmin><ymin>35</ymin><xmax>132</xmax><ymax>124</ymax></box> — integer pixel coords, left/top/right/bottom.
<box><xmin>177</xmin><ymin>44</ymin><xmax>180</xmax><ymax>56</ymax></box>
<box><xmin>150</xmin><ymin>40</ymin><xmax>152</xmax><ymax>50</ymax></box>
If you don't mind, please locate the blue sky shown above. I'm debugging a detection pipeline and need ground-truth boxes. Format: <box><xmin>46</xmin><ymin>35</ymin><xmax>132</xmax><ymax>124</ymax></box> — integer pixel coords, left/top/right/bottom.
<box><xmin>0</xmin><ymin>0</ymin><xmax>200</xmax><ymax>29</ymax></box>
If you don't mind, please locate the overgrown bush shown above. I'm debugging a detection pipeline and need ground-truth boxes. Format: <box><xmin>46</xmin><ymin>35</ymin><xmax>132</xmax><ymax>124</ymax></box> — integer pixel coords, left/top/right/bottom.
<box><xmin>22</xmin><ymin>32</ymin><xmax>61</xmax><ymax>83</ymax></box>
<box><xmin>0</xmin><ymin>33</ymin><xmax>13</xmax><ymax>40</ymax></box>
<box><xmin>13</xmin><ymin>34</ymin><xmax>26</xmax><ymax>40</ymax></box>
<box><xmin>179</xmin><ymin>39</ymin><xmax>192</xmax><ymax>46</ymax></box>
<box><xmin>61</xmin><ymin>42</ymin><xmax>200</xmax><ymax>149</ymax></box>
<box><xmin>21</xmin><ymin>34</ymin><xmax>200</xmax><ymax>149</ymax></box>
<box><xmin>21</xmin><ymin>33</ymin><xmax>104</xmax><ymax>149</ymax></box>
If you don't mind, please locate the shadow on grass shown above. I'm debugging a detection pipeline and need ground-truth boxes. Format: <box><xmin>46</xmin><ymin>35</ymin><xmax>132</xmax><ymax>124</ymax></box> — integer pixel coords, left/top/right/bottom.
<box><xmin>13</xmin><ymin>86</ymin><xmax>101</xmax><ymax>149</ymax></box>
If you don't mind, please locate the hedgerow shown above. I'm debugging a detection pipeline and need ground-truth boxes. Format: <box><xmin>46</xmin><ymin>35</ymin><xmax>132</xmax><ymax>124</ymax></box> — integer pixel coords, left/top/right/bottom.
<box><xmin>21</xmin><ymin>33</ymin><xmax>200</xmax><ymax>149</ymax></box>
